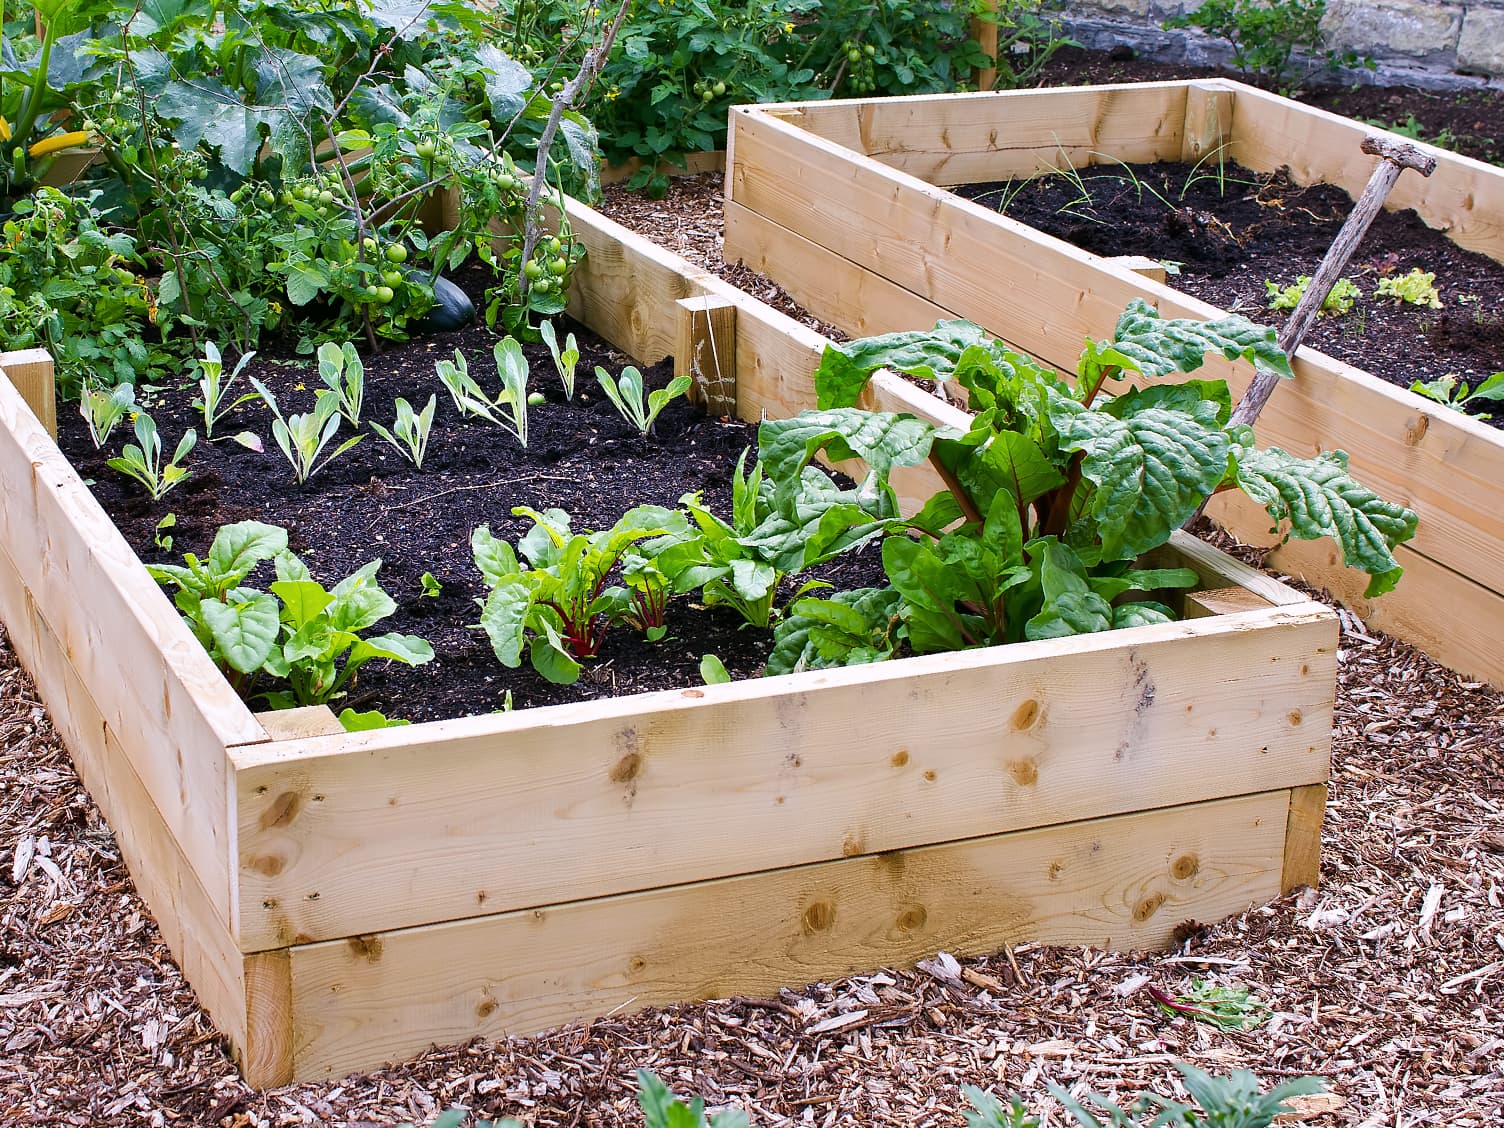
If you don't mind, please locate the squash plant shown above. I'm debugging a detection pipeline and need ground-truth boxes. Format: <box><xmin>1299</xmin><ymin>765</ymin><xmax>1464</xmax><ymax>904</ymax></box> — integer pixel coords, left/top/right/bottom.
<box><xmin>765</xmin><ymin>300</ymin><xmax>1418</xmax><ymax>672</ymax></box>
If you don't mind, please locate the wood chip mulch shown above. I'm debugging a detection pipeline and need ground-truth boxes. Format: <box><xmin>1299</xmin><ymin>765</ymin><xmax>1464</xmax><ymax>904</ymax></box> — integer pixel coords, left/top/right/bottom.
<box><xmin>2</xmin><ymin>177</ymin><xmax>1502</xmax><ymax>1125</ymax></box>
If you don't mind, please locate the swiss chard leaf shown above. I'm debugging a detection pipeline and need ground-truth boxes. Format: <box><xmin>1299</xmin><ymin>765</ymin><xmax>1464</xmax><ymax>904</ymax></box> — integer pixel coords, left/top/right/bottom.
<box><xmin>756</xmin><ymin>409</ymin><xmax>944</xmax><ymax>511</ymax></box>
<box><xmin>1231</xmin><ymin>440</ymin><xmax>1418</xmax><ymax>596</ymax></box>
<box><xmin>813</xmin><ymin>319</ymin><xmax>994</xmax><ymax>408</ymax></box>
<box><xmin>1091</xmin><ymin>297</ymin><xmax>1294</xmax><ymax>385</ymax></box>
<box><xmin>765</xmin><ymin>587</ymin><xmax>902</xmax><ymax>677</ymax></box>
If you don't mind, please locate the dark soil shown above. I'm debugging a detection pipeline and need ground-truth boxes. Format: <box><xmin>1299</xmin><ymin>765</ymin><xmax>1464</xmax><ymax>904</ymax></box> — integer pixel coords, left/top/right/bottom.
<box><xmin>954</xmin><ymin>160</ymin><xmax>1504</xmax><ymax>425</ymax></box>
<box><xmin>55</xmin><ymin>293</ymin><xmax>885</xmax><ymax>724</ymax></box>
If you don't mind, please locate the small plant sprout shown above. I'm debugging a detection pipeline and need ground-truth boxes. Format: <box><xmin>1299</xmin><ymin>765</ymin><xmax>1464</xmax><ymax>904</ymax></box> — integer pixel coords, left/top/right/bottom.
<box><xmin>106</xmin><ymin>413</ymin><xmax>197</xmax><ymax>500</ymax></box>
<box><xmin>419</xmin><ymin>571</ymin><xmax>442</xmax><ymax>598</ymax></box>
<box><xmin>154</xmin><ymin>513</ymin><xmax>176</xmax><ymax>553</ymax></box>
<box><xmin>195</xmin><ymin>341</ymin><xmax>258</xmax><ymax>439</ymax></box>
<box><xmin>1411</xmin><ymin>371</ymin><xmax>1504</xmax><ymax>420</ymax></box>
<box><xmin>1375</xmin><ymin>266</ymin><xmax>1443</xmax><ymax>308</ymax></box>
<box><xmin>1265</xmin><ymin>275</ymin><xmax>1360</xmax><ymax>316</ymax></box>
<box><xmin>316</xmin><ymin>340</ymin><xmax>365</xmax><ymax>426</ymax></box>
<box><xmin>540</xmin><ymin>319</ymin><xmax>580</xmax><ymax>399</ymax></box>
<box><xmin>1149</xmin><ymin>979</ymin><xmax>1268</xmax><ymax>1030</ymax></box>
<box><xmin>252</xmin><ymin>378</ymin><xmax>363</xmax><ymax>484</ymax></box>
<box><xmin>594</xmin><ymin>365</ymin><xmax>692</xmax><ymax>435</ymax></box>
<box><xmin>699</xmin><ymin>654</ymin><xmax>731</xmax><ymax>685</ymax></box>
<box><xmin>435</xmin><ymin>342</ymin><xmax>532</xmax><ymax>447</ymax></box>
<box><xmin>369</xmin><ymin>395</ymin><xmax>437</xmax><ymax>469</ymax></box>
<box><xmin>78</xmin><ymin>380</ymin><xmax>136</xmax><ymax>448</ymax></box>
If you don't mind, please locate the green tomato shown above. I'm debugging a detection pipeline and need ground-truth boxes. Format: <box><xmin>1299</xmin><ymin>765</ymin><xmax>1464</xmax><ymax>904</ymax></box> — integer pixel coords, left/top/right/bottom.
<box><xmin>496</xmin><ymin>173</ymin><xmax>517</xmax><ymax>191</ymax></box>
<box><xmin>547</xmin><ymin>257</ymin><xmax>567</xmax><ymax>277</ymax></box>
<box><xmin>364</xmin><ymin>283</ymin><xmax>380</xmax><ymax>299</ymax></box>
<box><xmin>545</xmin><ymin>236</ymin><xmax>562</xmax><ymax>254</ymax></box>
<box><xmin>258</xmin><ymin>189</ymin><xmax>276</xmax><ymax>206</ymax></box>
<box><xmin>712</xmin><ymin>81</ymin><xmax>727</xmax><ymax>96</ymax></box>
<box><xmin>847</xmin><ymin>48</ymin><xmax>862</xmax><ymax>63</ymax></box>
<box><xmin>374</xmin><ymin>285</ymin><xmax>395</xmax><ymax>304</ymax></box>
<box><xmin>523</xmin><ymin>259</ymin><xmax>544</xmax><ymax>281</ymax></box>
<box><xmin>384</xmin><ymin>243</ymin><xmax>408</xmax><ymax>264</ymax></box>
<box><xmin>318</xmin><ymin>189</ymin><xmax>335</xmax><ymax>205</ymax></box>
<box><xmin>362</xmin><ymin>236</ymin><xmax>378</xmax><ymax>252</ymax></box>
<box><xmin>864</xmin><ymin>43</ymin><xmax>876</xmax><ymax>56</ymax></box>
<box><xmin>531</xmin><ymin>278</ymin><xmax>551</xmax><ymax>295</ymax></box>
<box><xmin>701</xmin><ymin>89</ymin><xmax>715</xmax><ymax>103</ymax></box>
<box><xmin>526</xmin><ymin>392</ymin><xmax>545</xmax><ymax>406</ymax></box>
<box><xmin>382</xmin><ymin>269</ymin><xmax>404</xmax><ymax>288</ymax></box>
<box><xmin>415</xmin><ymin>139</ymin><xmax>437</xmax><ymax>159</ymax></box>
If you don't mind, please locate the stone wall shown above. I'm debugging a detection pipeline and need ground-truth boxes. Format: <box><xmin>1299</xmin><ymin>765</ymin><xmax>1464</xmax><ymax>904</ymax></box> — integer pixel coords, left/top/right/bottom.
<box><xmin>1057</xmin><ymin>0</ymin><xmax>1504</xmax><ymax>88</ymax></box>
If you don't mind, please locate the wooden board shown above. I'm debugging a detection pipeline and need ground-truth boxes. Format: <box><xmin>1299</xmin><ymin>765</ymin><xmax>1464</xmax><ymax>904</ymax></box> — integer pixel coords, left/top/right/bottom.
<box><xmin>281</xmin><ymin>789</ymin><xmax>1293</xmax><ymax>1081</ymax></box>
<box><xmin>0</xmin><ymin>349</ymin><xmax>56</xmax><ymax>437</ymax></box>
<box><xmin>1223</xmin><ymin>81</ymin><xmax>1504</xmax><ymax>260</ymax></box>
<box><xmin>230</xmin><ymin>599</ymin><xmax>1333</xmax><ymax>952</ymax></box>
<box><xmin>725</xmin><ymin>105</ymin><xmax>1504</xmax><ymax>672</ymax></box>
<box><xmin>0</xmin><ymin>375</ymin><xmax>264</xmax><ymax>923</ymax></box>
<box><xmin>759</xmin><ymin>84</ymin><xmax>1196</xmax><ymax>185</ymax></box>
<box><xmin>0</xmin><ymin>541</ymin><xmax>251</xmax><ymax>1055</ymax></box>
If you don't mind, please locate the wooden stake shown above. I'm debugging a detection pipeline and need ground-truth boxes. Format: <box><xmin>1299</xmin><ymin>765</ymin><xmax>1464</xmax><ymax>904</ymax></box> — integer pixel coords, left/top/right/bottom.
<box><xmin>1227</xmin><ymin>136</ymin><xmax>1437</xmax><ymax>431</ymax></box>
<box><xmin>0</xmin><ymin>349</ymin><xmax>57</xmax><ymax>439</ymax></box>
<box><xmin>972</xmin><ymin>1</ymin><xmax>999</xmax><ymax>92</ymax></box>
<box><xmin>675</xmin><ymin>295</ymin><xmax>737</xmax><ymax>417</ymax></box>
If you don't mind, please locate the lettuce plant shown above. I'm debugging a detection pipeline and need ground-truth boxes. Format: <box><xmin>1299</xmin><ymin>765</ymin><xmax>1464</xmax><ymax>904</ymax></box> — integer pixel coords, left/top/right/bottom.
<box><xmin>148</xmin><ymin>521</ymin><xmax>432</xmax><ymax>706</ymax></box>
<box><xmin>767</xmin><ymin>300</ymin><xmax>1417</xmax><ymax>672</ymax></box>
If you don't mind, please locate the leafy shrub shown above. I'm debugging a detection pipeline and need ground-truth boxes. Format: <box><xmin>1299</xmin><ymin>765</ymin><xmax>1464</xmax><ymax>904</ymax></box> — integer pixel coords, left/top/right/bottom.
<box><xmin>1164</xmin><ymin>0</ymin><xmax>1371</xmax><ymax>90</ymax></box>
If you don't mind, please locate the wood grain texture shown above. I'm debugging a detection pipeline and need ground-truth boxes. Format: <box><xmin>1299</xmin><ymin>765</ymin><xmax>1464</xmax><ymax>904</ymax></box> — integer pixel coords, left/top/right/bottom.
<box><xmin>283</xmin><ymin>790</ymin><xmax>1292</xmax><ymax>1081</ymax></box>
<box><xmin>1282</xmin><ymin>783</ymin><xmax>1327</xmax><ymax>893</ymax></box>
<box><xmin>674</xmin><ymin>295</ymin><xmax>737</xmax><ymax>416</ymax></box>
<box><xmin>0</xmin><ymin>373</ymin><xmax>261</xmax><ymax>924</ymax></box>
<box><xmin>232</xmin><ymin>600</ymin><xmax>1333</xmax><ymax>952</ymax></box>
<box><xmin>243</xmin><ymin>951</ymin><xmax>294</xmax><ymax>1088</ymax></box>
<box><xmin>0</xmin><ymin>349</ymin><xmax>56</xmax><ymax>438</ymax></box>
<box><xmin>758</xmin><ymin>84</ymin><xmax>1193</xmax><ymax>185</ymax></box>
<box><xmin>0</xmin><ymin>542</ymin><xmax>250</xmax><ymax>1055</ymax></box>
<box><xmin>725</xmin><ymin>104</ymin><xmax>1504</xmax><ymax>633</ymax></box>
<box><xmin>1223</xmin><ymin>80</ymin><xmax>1504</xmax><ymax>260</ymax></box>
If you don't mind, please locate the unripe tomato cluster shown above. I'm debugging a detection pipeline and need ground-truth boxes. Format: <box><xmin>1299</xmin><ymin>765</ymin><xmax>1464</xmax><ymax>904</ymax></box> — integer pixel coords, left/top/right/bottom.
<box><xmin>840</xmin><ymin>40</ymin><xmax>880</xmax><ymax>94</ymax></box>
<box><xmin>691</xmin><ymin>77</ymin><xmax>729</xmax><ymax>103</ymax></box>
<box><xmin>522</xmin><ymin>235</ymin><xmax>570</xmax><ymax>295</ymax></box>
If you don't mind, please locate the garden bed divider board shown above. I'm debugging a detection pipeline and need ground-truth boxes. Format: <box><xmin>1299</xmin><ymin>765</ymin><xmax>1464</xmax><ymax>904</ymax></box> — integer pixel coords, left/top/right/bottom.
<box><xmin>723</xmin><ymin>81</ymin><xmax>1504</xmax><ymax>690</ymax></box>
<box><xmin>0</xmin><ymin>197</ymin><xmax>1337</xmax><ymax>1087</ymax></box>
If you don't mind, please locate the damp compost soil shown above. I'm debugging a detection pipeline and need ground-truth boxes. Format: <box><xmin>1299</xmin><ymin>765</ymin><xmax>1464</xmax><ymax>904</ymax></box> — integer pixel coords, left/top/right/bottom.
<box><xmin>953</xmin><ymin>158</ymin><xmax>1504</xmax><ymax>426</ymax></box>
<box><xmin>55</xmin><ymin>309</ymin><xmax>887</xmax><ymax>724</ymax></box>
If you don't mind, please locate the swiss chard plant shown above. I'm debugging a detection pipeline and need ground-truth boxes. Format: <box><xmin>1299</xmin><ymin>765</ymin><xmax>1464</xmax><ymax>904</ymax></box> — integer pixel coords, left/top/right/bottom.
<box><xmin>766</xmin><ymin>300</ymin><xmax>1418</xmax><ymax>671</ymax></box>
<box><xmin>472</xmin><ymin>506</ymin><xmax>690</xmax><ymax>684</ymax></box>
<box><xmin>147</xmin><ymin>521</ymin><xmax>432</xmax><ymax>707</ymax></box>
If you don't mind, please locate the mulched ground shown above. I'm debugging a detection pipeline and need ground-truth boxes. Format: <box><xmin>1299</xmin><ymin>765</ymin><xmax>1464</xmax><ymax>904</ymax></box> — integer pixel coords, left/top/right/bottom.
<box><xmin>4</xmin><ymin>46</ymin><xmax>1504</xmax><ymax>1128</ymax></box>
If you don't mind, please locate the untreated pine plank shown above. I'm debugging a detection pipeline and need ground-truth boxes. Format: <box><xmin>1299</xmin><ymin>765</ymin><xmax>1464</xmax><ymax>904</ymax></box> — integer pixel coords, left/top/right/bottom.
<box><xmin>0</xmin><ymin>349</ymin><xmax>56</xmax><ymax>438</ymax></box>
<box><xmin>761</xmin><ymin>84</ymin><xmax>1194</xmax><ymax>185</ymax></box>
<box><xmin>1282</xmin><ymin>783</ymin><xmax>1327</xmax><ymax>893</ymax></box>
<box><xmin>0</xmin><ymin>542</ymin><xmax>251</xmax><ymax>1056</ymax></box>
<box><xmin>1224</xmin><ymin>80</ymin><xmax>1504</xmax><ymax>261</ymax></box>
<box><xmin>0</xmin><ymin>374</ymin><xmax>261</xmax><ymax>923</ymax></box>
<box><xmin>725</xmin><ymin>107</ymin><xmax>1504</xmax><ymax>603</ymax></box>
<box><xmin>283</xmin><ymin>789</ymin><xmax>1292</xmax><ymax>1082</ymax></box>
<box><xmin>231</xmin><ymin>600</ymin><xmax>1333</xmax><ymax>952</ymax></box>
<box><xmin>674</xmin><ymin>295</ymin><xmax>737</xmax><ymax>416</ymax></box>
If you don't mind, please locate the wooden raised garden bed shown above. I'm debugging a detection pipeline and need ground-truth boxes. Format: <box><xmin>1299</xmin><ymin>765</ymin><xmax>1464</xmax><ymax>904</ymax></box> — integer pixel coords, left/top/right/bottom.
<box><xmin>0</xmin><ymin>197</ymin><xmax>1337</xmax><ymax>1086</ymax></box>
<box><xmin>724</xmin><ymin>79</ymin><xmax>1504</xmax><ymax>689</ymax></box>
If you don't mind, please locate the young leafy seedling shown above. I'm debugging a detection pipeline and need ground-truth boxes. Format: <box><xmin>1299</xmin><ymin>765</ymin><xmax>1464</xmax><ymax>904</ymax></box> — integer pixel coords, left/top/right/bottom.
<box><xmin>106</xmin><ymin>413</ymin><xmax>197</xmax><ymax>500</ymax></box>
<box><xmin>369</xmin><ymin>394</ymin><xmax>437</xmax><ymax>468</ymax></box>
<box><xmin>253</xmin><ymin>378</ymin><xmax>363</xmax><ymax>484</ymax></box>
<box><xmin>316</xmin><ymin>340</ymin><xmax>366</xmax><ymax>426</ymax></box>
<box><xmin>195</xmin><ymin>340</ymin><xmax>259</xmax><ymax>439</ymax></box>
<box><xmin>419</xmin><ymin>571</ymin><xmax>442</xmax><ymax>598</ymax></box>
<box><xmin>1411</xmin><ymin>371</ymin><xmax>1504</xmax><ymax>419</ymax></box>
<box><xmin>594</xmin><ymin>365</ymin><xmax>692</xmax><ymax>435</ymax></box>
<box><xmin>472</xmin><ymin>505</ymin><xmax>689</xmax><ymax>684</ymax></box>
<box><xmin>435</xmin><ymin>342</ymin><xmax>531</xmax><ymax>447</ymax></box>
<box><xmin>154</xmin><ymin>513</ymin><xmax>176</xmax><ymax>553</ymax></box>
<box><xmin>79</xmin><ymin>380</ymin><xmax>136</xmax><ymax>448</ymax></box>
<box><xmin>1266</xmin><ymin>275</ymin><xmax>1360</xmax><ymax>316</ymax></box>
<box><xmin>637</xmin><ymin>1070</ymin><xmax>749</xmax><ymax>1128</ymax></box>
<box><xmin>1375</xmin><ymin>266</ymin><xmax>1443</xmax><ymax>308</ymax></box>
<box><xmin>540</xmin><ymin>319</ymin><xmax>580</xmax><ymax>400</ymax></box>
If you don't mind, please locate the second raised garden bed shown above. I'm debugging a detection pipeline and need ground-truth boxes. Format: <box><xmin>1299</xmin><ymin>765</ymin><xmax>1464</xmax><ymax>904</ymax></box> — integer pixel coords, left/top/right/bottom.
<box><xmin>0</xmin><ymin>196</ymin><xmax>1337</xmax><ymax>1086</ymax></box>
<box><xmin>724</xmin><ymin>78</ymin><xmax>1504</xmax><ymax>689</ymax></box>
